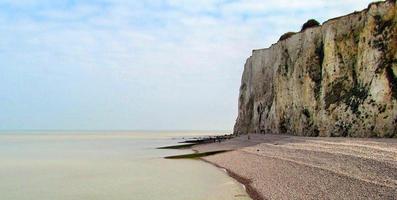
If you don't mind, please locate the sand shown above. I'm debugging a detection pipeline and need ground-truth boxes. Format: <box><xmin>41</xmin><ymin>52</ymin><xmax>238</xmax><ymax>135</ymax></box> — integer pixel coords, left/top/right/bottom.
<box><xmin>193</xmin><ymin>134</ymin><xmax>397</xmax><ymax>200</ymax></box>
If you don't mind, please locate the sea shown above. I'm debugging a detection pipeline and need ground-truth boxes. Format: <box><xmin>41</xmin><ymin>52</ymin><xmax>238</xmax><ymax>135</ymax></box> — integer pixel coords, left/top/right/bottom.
<box><xmin>0</xmin><ymin>131</ymin><xmax>250</xmax><ymax>200</ymax></box>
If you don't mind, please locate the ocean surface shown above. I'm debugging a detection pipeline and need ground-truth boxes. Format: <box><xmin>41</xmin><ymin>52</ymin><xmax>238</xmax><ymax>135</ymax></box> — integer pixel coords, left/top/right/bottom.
<box><xmin>0</xmin><ymin>131</ymin><xmax>250</xmax><ymax>200</ymax></box>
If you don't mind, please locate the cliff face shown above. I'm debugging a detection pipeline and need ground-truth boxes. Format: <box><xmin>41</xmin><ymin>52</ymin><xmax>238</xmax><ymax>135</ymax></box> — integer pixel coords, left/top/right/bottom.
<box><xmin>234</xmin><ymin>1</ymin><xmax>397</xmax><ymax>137</ymax></box>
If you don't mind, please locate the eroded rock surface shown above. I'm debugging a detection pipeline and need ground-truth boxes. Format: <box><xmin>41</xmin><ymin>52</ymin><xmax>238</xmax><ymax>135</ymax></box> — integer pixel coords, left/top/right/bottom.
<box><xmin>234</xmin><ymin>1</ymin><xmax>397</xmax><ymax>137</ymax></box>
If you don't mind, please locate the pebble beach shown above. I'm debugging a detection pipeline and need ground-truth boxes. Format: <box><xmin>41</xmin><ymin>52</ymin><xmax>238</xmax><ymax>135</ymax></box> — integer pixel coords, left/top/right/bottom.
<box><xmin>193</xmin><ymin>134</ymin><xmax>397</xmax><ymax>200</ymax></box>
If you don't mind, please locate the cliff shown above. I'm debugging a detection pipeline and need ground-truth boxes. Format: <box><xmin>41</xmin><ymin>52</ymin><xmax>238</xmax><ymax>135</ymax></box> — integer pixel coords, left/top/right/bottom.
<box><xmin>234</xmin><ymin>0</ymin><xmax>397</xmax><ymax>137</ymax></box>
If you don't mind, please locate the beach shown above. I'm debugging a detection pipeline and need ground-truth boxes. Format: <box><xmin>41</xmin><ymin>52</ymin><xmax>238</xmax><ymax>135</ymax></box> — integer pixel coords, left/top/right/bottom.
<box><xmin>193</xmin><ymin>134</ymin><xmax>397</xmax><ymax>200</ymax></box>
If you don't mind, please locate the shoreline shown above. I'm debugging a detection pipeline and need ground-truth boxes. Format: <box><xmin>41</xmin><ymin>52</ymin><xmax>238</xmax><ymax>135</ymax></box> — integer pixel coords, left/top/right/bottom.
<box><xmin>189</xmin><ymin>134</ymin><xmax>397</xmax><ymax>200</ymax></box>
<box><xmin>200</xmin><ymin>159</ymin><xmax>262</xmax><ymax>200</ymax></box>
<box><xmin>194</xmin><ymin>134</ymin><xmax>267</xmax><ymax>200</ymax></box>
<box><xmin>162</xmin><ymin>133</ymin><xmax>262</xmax><ymax>200</ymax></box>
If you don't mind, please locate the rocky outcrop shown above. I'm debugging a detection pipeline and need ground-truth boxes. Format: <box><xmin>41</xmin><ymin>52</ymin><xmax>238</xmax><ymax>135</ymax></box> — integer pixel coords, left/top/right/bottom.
<box><xmin>234</xmin><ymin>0</ymin><xmax>397</xmax><ymax>137</ymax></box>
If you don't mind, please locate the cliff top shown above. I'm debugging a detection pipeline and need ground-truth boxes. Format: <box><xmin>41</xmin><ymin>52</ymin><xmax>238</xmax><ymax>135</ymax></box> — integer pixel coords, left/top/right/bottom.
<box><xmin>253</xmin><ymin>0</ymin><xmax>395</xmax><ymax>53</ymax></box>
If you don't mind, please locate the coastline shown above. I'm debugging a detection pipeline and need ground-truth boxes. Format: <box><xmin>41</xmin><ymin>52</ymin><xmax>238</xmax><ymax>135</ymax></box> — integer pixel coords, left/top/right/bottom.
<box><xmin>200</xmin><ymin>159</ymin><xmax>263</xmax><ymax>200</ymax></box>
<box><xmin>190</xmin><ymin>134</ymin><xmax>397</xmax><ymax>200</ymax></box>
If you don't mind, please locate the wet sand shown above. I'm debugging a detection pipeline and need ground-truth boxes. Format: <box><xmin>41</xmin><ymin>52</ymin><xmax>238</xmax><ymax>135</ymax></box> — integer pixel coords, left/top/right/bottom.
<box><xmin>193</xmin><ymin>134</ymin><xmax>397</xmax><ymax>200</ymax></box>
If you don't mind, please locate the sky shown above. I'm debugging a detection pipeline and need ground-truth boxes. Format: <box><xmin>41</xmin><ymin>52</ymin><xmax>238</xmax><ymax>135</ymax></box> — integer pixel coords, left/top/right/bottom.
<box><xmin>0</xmin><ymin>0</ymin><xmax>375</xmax><ymax>131</ymax></box>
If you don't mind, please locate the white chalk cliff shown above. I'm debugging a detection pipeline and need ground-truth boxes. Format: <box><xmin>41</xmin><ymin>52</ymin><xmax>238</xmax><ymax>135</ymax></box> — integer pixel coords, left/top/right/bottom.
<box><xmin>234</xmin><ymin>0</ymin><xmax>397</xmax><ymax>137</ymax></box>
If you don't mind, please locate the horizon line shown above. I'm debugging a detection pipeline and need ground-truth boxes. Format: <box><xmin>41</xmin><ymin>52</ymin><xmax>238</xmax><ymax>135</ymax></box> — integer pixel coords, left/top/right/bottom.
<box><xmin>0</xmin><ymin>129</ymin><xmax>232</xmax><ymax>132</ymax></box>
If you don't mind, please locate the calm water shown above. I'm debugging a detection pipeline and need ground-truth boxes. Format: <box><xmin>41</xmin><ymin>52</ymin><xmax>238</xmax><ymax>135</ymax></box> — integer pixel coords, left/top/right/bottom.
<box><xmin>0</xmin><ymin>131</ymin><xmax>250</xmax><ymax>200</ymax></box>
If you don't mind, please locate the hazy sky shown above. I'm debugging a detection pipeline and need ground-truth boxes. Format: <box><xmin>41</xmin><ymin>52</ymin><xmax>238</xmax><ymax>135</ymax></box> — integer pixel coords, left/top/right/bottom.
<box><xmin>0</xmin><ymin>0</ymin><xmax>374</xmax><ymax>131</ymax></box>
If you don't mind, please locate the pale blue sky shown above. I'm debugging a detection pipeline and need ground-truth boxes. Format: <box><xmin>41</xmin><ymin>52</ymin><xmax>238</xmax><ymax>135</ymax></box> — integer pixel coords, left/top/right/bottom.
<box><xmin>0</xmin><ymin>0</ymin><xmax>374</xmax><ymax>130</ymax></box>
